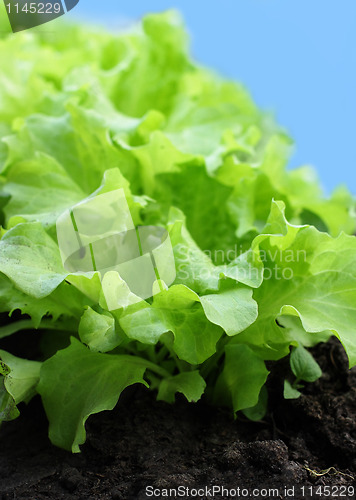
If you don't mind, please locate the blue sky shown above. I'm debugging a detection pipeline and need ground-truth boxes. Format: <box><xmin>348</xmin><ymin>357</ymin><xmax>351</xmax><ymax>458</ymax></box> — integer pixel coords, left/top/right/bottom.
<box><xmin>71</xmin><ymin>1</ymin><xmax>356</xmax><ymax>194</ymax></box>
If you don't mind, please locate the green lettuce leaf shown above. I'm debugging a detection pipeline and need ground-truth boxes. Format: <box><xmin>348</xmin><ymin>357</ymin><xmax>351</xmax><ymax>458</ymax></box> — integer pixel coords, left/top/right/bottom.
<box><xmin>0</xmin><ymin>222</ymin><xmax>67</xmax><ymax>298</ymax></box>
<box><xmin>79</xmin><ymin>306</ymin><xmax>122</xmax><ymax>353</ymax></box>
<box><xmin>37</xmin><ymin>338</ymin><xmax>149</xmax><ymax>452</ymax></box>
<box><xmin>119</xmin><ymin>285</ymin><xmax>224</xmax><ymax>364</ymax></box>
<box><xmin>157</xmin><ymin>371</ymin><xmax>206</xmax><ymax>404</ymax></box>
<box><xmin>290</xmin><ymin>346</ymin><xmax>322</xmax><ymax>383</ymax></box>
<box><xmin>0</xmin><ymin>350</ymin><xmax>41</xmax><ymax>424</ymax></box>
<box><xmin>244</xmin><ymin>201</ymin><xmax>356</xmax><ymax>366</ymax></box>
<box><xmin>214</xmin><ymin>344</ymin><xmax>269</xmax><ymax>413</ymax></box>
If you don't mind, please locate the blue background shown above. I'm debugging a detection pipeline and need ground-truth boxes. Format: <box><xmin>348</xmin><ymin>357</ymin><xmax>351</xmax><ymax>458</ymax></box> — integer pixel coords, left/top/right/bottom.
<box><xmin>72</xmin><ymin>0</ymin><xmax>355</xmax><ymax>194</ymax></box>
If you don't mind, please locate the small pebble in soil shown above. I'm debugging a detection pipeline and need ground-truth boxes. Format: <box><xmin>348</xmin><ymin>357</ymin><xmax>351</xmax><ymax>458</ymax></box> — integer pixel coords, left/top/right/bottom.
<box><xmin>60</xmin><ymin>465</ymin><xmax>84</xmax><ymax>492</ymax></box>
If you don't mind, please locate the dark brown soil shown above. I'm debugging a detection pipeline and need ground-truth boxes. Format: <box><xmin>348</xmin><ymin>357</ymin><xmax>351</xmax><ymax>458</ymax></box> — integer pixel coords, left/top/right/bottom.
<box><xmin>0</xmin><ymin>338</ymin><xmax>355</xmax><ymax>500</ymax></box>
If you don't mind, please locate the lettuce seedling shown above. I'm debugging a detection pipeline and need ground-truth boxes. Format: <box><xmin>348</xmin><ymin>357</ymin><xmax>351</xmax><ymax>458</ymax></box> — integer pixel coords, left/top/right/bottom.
<box><xmin>0</xmin><ymin>11</ymin><xmax>355</xmax><ymax>452</ymax></box>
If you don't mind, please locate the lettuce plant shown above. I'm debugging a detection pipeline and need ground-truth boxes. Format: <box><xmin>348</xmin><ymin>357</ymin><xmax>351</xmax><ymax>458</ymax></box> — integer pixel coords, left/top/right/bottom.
<box><xmin>0</xmin><ymin>12</ymin><xmax>355</xmax><ymax>452</ymax></box>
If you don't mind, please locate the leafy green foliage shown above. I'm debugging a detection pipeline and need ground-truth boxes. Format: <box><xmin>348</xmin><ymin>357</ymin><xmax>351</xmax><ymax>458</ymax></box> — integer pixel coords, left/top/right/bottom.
<box><xmin>290</xmin><ymin>346</ymin><xmax>322</xmax><ymax>383</ymax></box>
<box><xmin>79</xmin><ymin>307</ymin><xmax>119</xmax><ymax>353</ymax></box>
<box><xmin>0</xmin><ymin>11</ymin><xmax>355</xmax><ymax>451</ymax></box>
<box><xmin>157</xmin><ymin>371</ymin><xmax>206</xmax><ymax>404</ymax></box>
<box><xmin>214</xmin><ymin>344</ymin><xmax>269</xmax><ymax>412</ymax></box>
<box><xmin>37</xmin><ymin>338</ymin><xmax>150</xmax><ymax>452</ymax></box>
